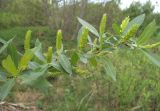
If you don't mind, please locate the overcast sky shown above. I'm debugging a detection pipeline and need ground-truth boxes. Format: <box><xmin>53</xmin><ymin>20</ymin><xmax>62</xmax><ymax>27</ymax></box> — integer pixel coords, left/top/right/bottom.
<box><xmin>91</xmin><ymin>0</ymin><xmax>160</xmax><ymax>13</ymax></box>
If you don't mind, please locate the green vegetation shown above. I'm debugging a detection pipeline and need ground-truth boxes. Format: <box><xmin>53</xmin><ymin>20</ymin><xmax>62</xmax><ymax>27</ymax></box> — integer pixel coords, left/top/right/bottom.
<box><xmin>0</xmin><ymin>13</ymin><xmax>160</xmax><ymax>110</ymax></box>
<box><xmin>0</xmin><ymin>0</ymin><xmax>160</xmax><ymax>110</ymax></box>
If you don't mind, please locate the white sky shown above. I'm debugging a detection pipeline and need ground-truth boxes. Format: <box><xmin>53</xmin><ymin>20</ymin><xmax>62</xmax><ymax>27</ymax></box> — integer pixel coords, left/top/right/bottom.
<box><xmin>120</xmin><ymin>0</ymin><xmax>160</xmax><ymax>13</ymax></box>
<box><xmin>91</xmin><ymin>0</ymin><xmax>160</xmax><ymax>13</ymax></box>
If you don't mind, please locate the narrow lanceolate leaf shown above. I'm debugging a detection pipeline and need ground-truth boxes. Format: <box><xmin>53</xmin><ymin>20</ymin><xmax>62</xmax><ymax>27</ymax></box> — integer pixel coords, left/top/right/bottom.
<box><xmin>59</xmin><ymin>54</ymin><xmax>72</xmax><ymax>75</ymax></box>
<box><xmin>77</xmin><ymin>27</ymin><xmax>84</xmax><ymax>47</ymax></box>
<box><xmin>119</xmin><ymin>24</ymin><xmax>139</xmax><ymax>44</ymax></box>
<box><xmin>99</xmin><ymin>13</ymin><xmax>107</xmax><ymax>35</ymax></box>
<box><xmin>28</xmin><ymin>62</ymin><xmax>40</xmax><ymax>70</ymax></box>
<box><xmin>56</xmin><ymin>30</ymin><xmax>63</xmax><ymax>53</ymax></box>
<box><xmin>7</xmin><ymin>44</ymin><xmax>19</xmax><ymax>67</ymax></box>
<box><xmin>78</xmin><ymin>17</ymin><xmax>100</xmax><ymax>37</ymax></box>
<box><xmin>0</xmin><ymin>79</ymin><xmax>15</xmax><ymax>101</ymax></box>
<box><xmin>2</xmin><ymin>55</ymin><xmax>18</xmax><ymax>77</ymax></box>
<box><xmin>139</xmin><ymin>42</ymin><xmax>160</xmax><ymax>49</ymax></box>
<box><xmin>79</xmin><ymin>27</ymin><xmax>89</xmax><ymax>50</ymax></box>
<box><xmin>47</xmin><ymin>47</ymin><xmax>53</xmax><ymax>63</ymax></box>
<box><xmin>123</xmin><ymin>14</ymin><xmax>145</xmax><ymax>35</ymax></box>
<box><xmin>20</xmin><ymin>65</ymin><xmax>48</xmax><ymax>84</ymax></box>
<box><xmin>0</xmin><ymin>38</ymin><xmax>14</xmax><ymax>55</ymax></box>
<box><xmin>24</xmin><ymin>30</ymin><xmax>32</xmax><ymax>51</ymax></box>
<box><xmin>18</xmin><ymin>50</ymin><xmax>34</xmax><ymax>71</ymax></box>
<box><xmin>88</xmin><ymin>35</ymin><xmax>93</xmax><ymax>46</ymax></box>
<box><xmin>120</xmin><ymin>16</ymin><xmax>130</xmax><ymax>33</ymax></box>
<box><xmin>137</xmin><ymin>20</ymin><xmax>156</xmax><ymax>45</ymax></box>
<box><xmin>80</xmin><ymin>54</ymin><xmax>88</xmax><ymax>64</ymax></box>
<box><xmin>34</xmin><ymin>39</ymin><xmax>46</xmax><ymax>62</ymax></box>
<box><xmin>141</xmin><ymin>49</ymin><xmax>160</xmax><ymax>67</ymax></box>
<box><xmin>0</xmin><ymin>72</ymin><xmax>6</xmax><ymax>81</ymax></box>
<box><xmin>0</xmin><ymin>38</ymin><xmax>6</xmax><ymax>44</ymax></box>
<box><xmin>103</xmin><ymin>59</ymin><xmax>116</xmax><ymax>81</ymax></box>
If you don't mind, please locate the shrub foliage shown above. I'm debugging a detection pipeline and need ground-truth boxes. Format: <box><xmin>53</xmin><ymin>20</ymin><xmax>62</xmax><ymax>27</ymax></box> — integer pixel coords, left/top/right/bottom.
<box><xmin>0</xmin><ymin>14</ymin><xmax>160</xmax><ymax>101</ymax></box>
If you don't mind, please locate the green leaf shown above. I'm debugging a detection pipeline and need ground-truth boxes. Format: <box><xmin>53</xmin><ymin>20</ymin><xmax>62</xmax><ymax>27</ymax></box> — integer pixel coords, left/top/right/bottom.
<box><xmin>137</xmin><ymin>20</ymin><xmax>156</xmax><ymax>45</ymax></box>
<box><xmin>78</xmin><ymin>17</ymin><xmax>100</xmax><ymax>37</ymax></box>
<box><xmin>0</xmin><ymin>38</ymin><xmax>6</xmax><ymax>44</ymax></box>
<box><xmin>0</xmin><ymin>79</ymin><xmax>15</xmax><ymax>101</ymax></box>
<box><xmin>139</xmin><ymin>42</ymin><xmax>160</xmax><ymax>49</ymax></box>
<box><xmin>141</xmin><ymin>49</ymin><xmax>160</xmax><ymax>67</ymax></box>
<box><xmin>28</xmin><ymin>62</ymin><xmax>41</xmax><ymax>70</ymax></box>
<box><xmin>51</xmin><ymin>62</ymin><xmax>64</xmax><ymax>72</ymax></box>
<box><xmin>102</xmin><ymin>59</ymin><xmax>116</xmax><ymax>81</ymax></box>
<box><xmin>2</xmin><ymin>55</ymin><xmax>18</xmax><ymax>77</ymax></box>
<box><xmin>119</xmin><ymin>24</ymin><xmax>139</xmax><ymax>44</ymax></box>
<box><xmin>20</xmin><ymin>64</ymin><xmax>48</xmax><ymax>84</ymax></box>
<box><xmin>88</xmin><ymin>35</ymin><xmax>93</xmax><ymax>46</ymax></box>
<box><xmin>123</xmin><ymin>14</ymin><xmax>145</xmax><ymax>35</ymax></box>
<box><xmin>0</xmin><ymin>72</ymin><xmax>6</xmax><ymax>81</ymax></box>
<box><xmin>20</xmin><ymin>65</ymin><xmax>51</xmax><ymax>93</ymax></box>
<box><xmin>35</xmin><ymin>39</ymin><xmax>41</xmax><ymax>47</ymax></box>
<box><xmin>112</xmin><ymin>23</ymin><xmax>121</xmax><ymax>35</ymax></box>
<box><xmin>34</xmin><ymin>39</ymin><xmax>46</xmax><ymax>62</ymax></box>
<box><xmin>79</xmin><ymin>54</ymin><xmax>88</xmax><ymax>64</ymax></box>
<box><xmin>71</xmin><ymin>52</ymin><xmax>79</xmax><ymax>66</ymax></box>
<box><xmin>0</xmin><ymin>38</ymin><xmax>14</xmax><ymax>55</ymax></box>
<box><xmin>59</xmin><ymin>54</ymin><xmax>72</xmax><ymax>75</ymax></box>
<box><xmin>18</xmin><ymin>50</ymin><xmax>34</xmax><ymax>71</ymax></box>
<box><xmin>7</xmin><ymin>44</ymin><xmax>19</xmax><ymax>67</ymax></box>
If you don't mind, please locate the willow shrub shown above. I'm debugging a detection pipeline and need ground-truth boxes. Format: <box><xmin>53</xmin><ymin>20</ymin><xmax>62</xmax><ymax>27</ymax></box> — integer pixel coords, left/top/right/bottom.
<box><xmin>0</xmin><ymin>14</ymin><xmax>160</xmax><ymax>101</ymax></box>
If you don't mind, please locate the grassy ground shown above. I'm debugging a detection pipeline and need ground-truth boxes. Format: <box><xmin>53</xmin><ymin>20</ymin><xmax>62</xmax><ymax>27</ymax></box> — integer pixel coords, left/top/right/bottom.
<box><xmin>0</xmin><ymin>26</ymin><xmax>55</xmax><ymax>51</ymax></box>
<box><xmin>4</xmin><ymin>49</ymin><xmax>159</xmax><ymax>111</ymax></box>
<box><xmin>0</xmin><ymin>26</ymin><xmax>76</xmax><ymax>51</ymax></box>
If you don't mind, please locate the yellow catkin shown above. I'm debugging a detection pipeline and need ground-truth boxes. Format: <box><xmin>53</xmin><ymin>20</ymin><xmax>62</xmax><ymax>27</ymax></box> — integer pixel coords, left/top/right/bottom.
<box><xmin>24</xmin><ymin>30</ymin><xmax>32</xmax><ymax>51</ymax></box>
<box><xmin>56</xmin><ymin>30</ymin><xmax>62</xmax><ymax>52</ymax></box>
<box><xmin>99</xmin><ymin>13</ymin><xmax>107</xmax><ymax>35</ymax></box>
<box><xmin>119</xmin><ymin>24</ymin><xmax>139</xmax><ymax>44</ymax></box>
<box><xmin>99</xmin><ymin>14</ymin><xmax>107</xmax><ymax>50</ymax></box>
<box><xmin>120</xmin><ymin>16</ymin><xmax>130</xmax><ymax>33</ymax></box>
<box><xmin>79</xmin><ymin>27</ymin><xmax>89</xmax><ymax>50</ymax></box>
<box><xmin>47</xmin><ymin>47</ymin><xmax>53</xmax><ymax>63</ymax></box>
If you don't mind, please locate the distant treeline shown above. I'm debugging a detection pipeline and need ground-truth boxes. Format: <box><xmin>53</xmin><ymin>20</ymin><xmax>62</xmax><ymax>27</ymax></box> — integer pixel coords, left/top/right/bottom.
<box><xmin>0</xmin><ymin>0</ymin><xmax>160</xmax><ymax>39</ymax></box>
